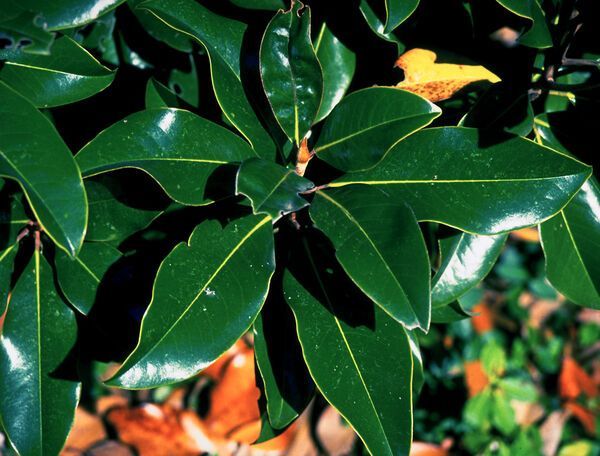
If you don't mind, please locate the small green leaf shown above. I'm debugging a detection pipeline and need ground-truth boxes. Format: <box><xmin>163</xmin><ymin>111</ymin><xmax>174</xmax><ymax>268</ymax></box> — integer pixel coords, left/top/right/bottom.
<box><xmin>260</xmin><ymin>1</ymin><xmax>323</xmax><ymax>145</ymax></box>
<box><xmin>432</xmin><ymin>232</ymin><xmax>507</xmax><ymax>307</ymax></box>
<box><xmin>314</xmin><ymin>23</ymin><xmax>356</xmax><ymax>123</ymax></box>
<box><xmin>464</xmin><ymin>389</ymin><xmax>492</xmax><ymax>429</ymax></box>
<box><xmin>0</xmin><ymin>81</ymin><xmax>87</xmax><ymax>256</ymax></box>
<box><xmin>285</xmin><ymin>229</ymin><xmax>413</xmax><ymax>456</ymax></box>
<box><xmin>311</xmin><ymin>185</ymin><xmax>431</xmax><ymax>330</ymax></box>
<box><xmin>236</xmin><ymin>158</ymin><xmax>313</xmax><ymax>222</ymax></box>
<box><xmin>145</xmin><ymin>78</ymin><xmax>180</xmax><ymax>109</ymax></box>
<box><xmin>481</xmin><ymin>341</ymin><xmax>507</xmax><ymax>377</ymax></box>
<box><xmin>383</xmin><ymin>0</ymin><xmax>419</xmax><ymax>33</ymax></box>
<box><xmin>495</xmin><ymin>0</ymin><xmax>552</xmax><ymax>48</ymax></box>
<box><xmin>85</xmin><ymin>176</ymin><xmax>165</xmax><ymax>243</ymax></box>
<box><xmin>106</xmin><ymin>215</ymin><xmax>275</xmax><ymax>388</ymax></box>
<box><xmin>331</xmin><ymin>127</ymin><xmax>591</xmax><ymax>234</ymax></box>
<box><xmin>0</xmin><ymin>244</ymin><xmax>17</xmax><ymax>314</ymax></box>
<box><xmin>358</xmin><ymin>0</ymin><xmax>404</xmax><ymax>52</ymax></box>
<box><xmin>76</xmin><ymin>108</ymin><xmax>255</xmax><ymax>205</ymax></box>
<box><xmin>431</xmin><ymin>300</ymin><xmax>472</xmax><ymax>323</ymax></box>
<box><xmin>0</xmin><ymin>251</ymin><xmax>80</xmax><ymax>456</ymax></box>
<box><xmin>491</xmin><ymin>390</ymin><xmax>516</xmax><ymax>435</ymax></box>
<box><xmin>253</xmin><ymin>292</ymin><xmax>315</xmax><ymax>429</ymax></box>
<box><xmin>0</xmin><ymin>35</ymin><xmax>115</xmax><ymax>108</ymax></box>
<box><xmin>314</xmin><ymin>87</ymin><xmax>440</xmax><ymax>172</ymax></box>
<box><xmin>55</xmin><ymin>242</ymin><xmax>122</xmax><ymax>315</ymax></box>
<box><xmin>139</xmin><ymin>0</ymin><xmax>277</xmax><ymax>160</ymax></box>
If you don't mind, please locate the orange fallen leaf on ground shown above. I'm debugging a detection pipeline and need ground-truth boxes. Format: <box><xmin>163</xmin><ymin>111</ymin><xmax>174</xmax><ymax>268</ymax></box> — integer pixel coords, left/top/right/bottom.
<box><xmin>106</xmin><ymin>403</ymin><xmax>216</xmax><ymax>456</ymax></box>
<box><xmin>395</xmin><ymin>48</ymin><xmax>500</xmax><ymax>102</ymax></box>
<box><xmin>464</xmin><ymin>360</ymin><xmax>489</xmax><ymax>397</ymax></box>
<box><xmin>559</xmin><ymin>356</ymin><xmax>599</xmax><ymax>400</ymax></box>
<box><xmin>61</xmin><ymin>408</ymin><xmax>107</xmax><ymax>455</ymax></box>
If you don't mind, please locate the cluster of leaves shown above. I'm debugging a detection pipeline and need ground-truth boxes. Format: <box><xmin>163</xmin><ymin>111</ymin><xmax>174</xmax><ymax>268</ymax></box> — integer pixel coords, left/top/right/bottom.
<box><xmin>414</xmin><ymin>235</ymin><xmax>599</xmax><ymax>455</ymax></box>
<box><xmin>0</xmin><ymin>0</ymin><xmax>598</xmax><ymax>454</ymax></box>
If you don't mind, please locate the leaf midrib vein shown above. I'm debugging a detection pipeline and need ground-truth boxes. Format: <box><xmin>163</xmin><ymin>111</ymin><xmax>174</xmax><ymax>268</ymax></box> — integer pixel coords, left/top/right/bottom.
<box><xmin>316</xmin><ymin>191</ymin><xmax>415</xmax><ymax>322</ymax></box>
<box><xmin>302</xmin><ymin>238</ymin><xmax>392</xmax><ymax>455</ymax></box>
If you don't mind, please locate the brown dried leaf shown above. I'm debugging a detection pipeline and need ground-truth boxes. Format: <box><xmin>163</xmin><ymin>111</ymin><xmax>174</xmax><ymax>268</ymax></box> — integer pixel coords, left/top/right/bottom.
<box><xmin>60</xmin><ymin>408</ymin><xmax>107</xmax><ymax>455</ymax></box>
<box><xmin>540</xmin><ymin>411</ymin><xmax>569</xmax><ymax>456</ymax></box>
<box><xmin>559</xmin><ymin>356</ymin><xmax>599</xmax><ymax>400</ymax></box>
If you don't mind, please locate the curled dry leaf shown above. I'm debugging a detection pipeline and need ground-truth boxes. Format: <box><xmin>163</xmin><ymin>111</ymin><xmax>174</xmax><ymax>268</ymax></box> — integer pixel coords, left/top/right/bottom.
<box><xmin>464</xmin><ymin>360</ymin><xmax>490</xmax><ymax>397</ymax></box>
<box><xmin>395</xmin><ymin>48</ymin><xmax>501</xmax><ymax>102</ymax></box>
<box><xmin>106</xmin><ymin>403</ymin><xmax>216</xmax><ymax>455</ymax></box>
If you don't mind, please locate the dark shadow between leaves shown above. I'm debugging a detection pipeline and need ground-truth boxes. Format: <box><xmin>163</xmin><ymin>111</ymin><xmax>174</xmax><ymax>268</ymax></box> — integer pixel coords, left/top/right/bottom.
<box><xmin>286</xmin><ymin>226</ymin><xmax>376</xmax><ymax>331</ymax></box>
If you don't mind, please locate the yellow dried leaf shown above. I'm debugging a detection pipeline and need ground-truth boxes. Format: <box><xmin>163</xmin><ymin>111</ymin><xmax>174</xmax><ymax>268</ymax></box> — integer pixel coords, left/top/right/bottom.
<box><xmin>395</xmin><ymin>48</ymin><xmax>501</xmax><ymax>102</ymax></box>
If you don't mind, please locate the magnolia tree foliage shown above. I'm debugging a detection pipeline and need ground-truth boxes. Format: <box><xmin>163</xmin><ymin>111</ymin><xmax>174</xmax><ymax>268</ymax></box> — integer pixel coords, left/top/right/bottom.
<box><xmin>0</xmin><ymin>0</ymin><xmax>598</xmax><ymax>454</ymax></box>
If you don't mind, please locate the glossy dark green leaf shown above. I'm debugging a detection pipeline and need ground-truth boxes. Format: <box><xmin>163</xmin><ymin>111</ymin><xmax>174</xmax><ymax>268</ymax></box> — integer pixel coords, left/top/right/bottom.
<box><xmin>145</xmin><ymin>78</ymin><xmax>180</xmax><ymax>109</ymax></box>
<box><xmin>106</xmin><ymin>215</ymin><xmax>275</xmax><ymax>388</ymax></box>
<box><xmin>85</xmin><ymin>176</ymin><xmax>164</xmax><ymax>243</ymax></box>
<box><xmin>236</xmin><ymin>158</ymin><xmax>313</xmax><ymax>222</ymax></box>
<box><xmin>0</xmin><ymin>35</ymin><xmax>115</xmax><ymax>108</ymax></box>
<box><xmin>0</xmin><ymin>5</ymin><xmax>55</xmax><ymax>55</ymax></box>
<box><xmin>540</xmin><ymin>181</ymin><xmax>600</xmax><ymax>309</ymax></box>
<box><xmin>285</xmin><ymin>229</ymin><xmax>413</xmax><ymax>456</ymax></box>
<box><xmin>535</xmin><ymin>114</ymin><xmax>600</xmax><ymax>308</ymax></box>
<box><xmin>129</xmin><ymin>0</ymin><xmax>192</xmax><ymax>52</ymax></box>
<box><xmin>117</xmin><ymin>32</ymin><xmax>152</xmax><ymax>70</ymax></box>
<box><xmin>331</xmin><ymin>127</ymin><xmax>591</xmax><ymax>234</ymax></box>
<box><xmin>55</xmin><ymin>242</ymin><xmax>122</xmax><ymax>315</ymax></box>
<box><xmin>0</xmin><ymin>81</ymin><xmax>86</xmax><ymax>256</ymax></box>
<box><xmin>0</xmin><ymin>251</ymin><xmax>80</xmax><ymax>456</ymax></box>
<box><xmin>230</xmin><ymin>0</ymin><xmax>285</xmax><ymax>10</ymax></box>
<box><xmin>314</xmin><ymin>23</ymin><xmax>356</xmax><ymax>123</ymax></box>
<box><xmin>495</xmin><ymin>0</ymin><xmax>552</xmax><ymax>48</ymax></box>
<box><xmin>0</xmin><ymin>244</ymin><xmax>17</xmax><ymax>314</ymax></box>
<box><xmin>253</xmin><ymin>291</ymin><xmax>315</xmax><ymax>429</ymax></box>
<box><xmin>311</xmin><ymin>185</ymin><xmax>431</xmax><ymax>330</ymax></box>
<box><xmin>431</xmin><ymin>300</ymin><xmax>472</xmax><ymax>323</ymax></box>
<box><xmin>139</xmin><ymin>0</ymin><xmax>277</xmax><ymax>160</ymax></box>
<box><xmin>432</xmin><ymin>232</ymin><xmax>507</xmax><ymax>307</ymax></box>
<box><xmin>260</xmin><ymin>2</ymin><xmax>323</xmax><ymax>145</ymax></box>
<box><xmin>315</xmin><ymin>87</ymin><xmax>440</xmax><ymax>172</ymax></box>
<box><xmin>358</xmin><ymin>0</ymin><xmax>404</xmax><ymax>52</ymax></box>
<box><xmin>76</xmin><ymin>108</ymin><xmax>256</xmax><ymax>205</ymax></box>
<box><xmin>16</xmin><ymin>0</ymin><xmax>126</xmax><ymax>30</ymax></box>
<box><xmin>384</xmin><ymin>0</ymin><xmax>419</xmax><ymax>33</ymax></box>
